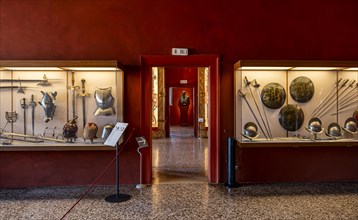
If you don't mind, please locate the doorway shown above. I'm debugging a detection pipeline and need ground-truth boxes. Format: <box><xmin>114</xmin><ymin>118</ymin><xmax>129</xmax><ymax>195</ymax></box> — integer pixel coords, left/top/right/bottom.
<box><xmin>140</xmin><ymin>55</ymin><xmax>220</xmax><ymax>184</ymax></box>
<box><xmin>152</xmin><ymin>67</ymin><xmax>208</xmax><ymax>183</ymax></box>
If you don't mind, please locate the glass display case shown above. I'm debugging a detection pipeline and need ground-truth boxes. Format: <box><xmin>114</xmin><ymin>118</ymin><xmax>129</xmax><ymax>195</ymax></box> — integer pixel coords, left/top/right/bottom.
<box><xmin>234</xmin><ymin>60</ymin><xmax>358</xmax><ymax>145</ymax></box>
<box><xmin>0</xmin><ymin>60</ymin><xmax>123</xmax><ymax>149</ymax></box>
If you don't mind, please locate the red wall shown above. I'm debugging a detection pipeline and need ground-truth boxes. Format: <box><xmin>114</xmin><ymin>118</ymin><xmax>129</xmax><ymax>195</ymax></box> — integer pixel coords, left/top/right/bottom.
<box><xmin>165</xmin><ymin>67</ymin><xmax>197</xmax><ymax>126</ymax></box>
<box><xmin>1</xmin><ymin>0</ymin><xmax>358</xmax><ymax>186</ymax></box>
<box><xmin>170</xmin><ymin>87</ymin><xmax>194</xmax><ymax>126</ymax></box>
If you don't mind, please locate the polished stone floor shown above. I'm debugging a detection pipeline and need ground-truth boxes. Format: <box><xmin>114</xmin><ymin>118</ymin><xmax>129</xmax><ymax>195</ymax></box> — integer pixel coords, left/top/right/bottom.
<box><xmin>1</xmin><ymin>126</ymin><xmax>357</xmax><ymax>219</ymax></box>
<box><xmin>1</xmin><ymin>182</ymin><xmax>357</xmax><ymax>219</ymax></box>
<box><xmin>152</xmin><ymin>126</ymin><xmax>208</xmax><ymax>184</ymax></box>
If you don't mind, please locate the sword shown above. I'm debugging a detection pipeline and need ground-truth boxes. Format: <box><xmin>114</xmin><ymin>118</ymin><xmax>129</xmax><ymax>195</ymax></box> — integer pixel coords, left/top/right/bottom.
<box><xmin>310</xmin><ymin>78</ymin><xmax>342</xmax><ymax>118</ymax></box>
<box><xmin>314</xmin><ymin>78</ymin><xmax>349</xmax><ymax>118</ymax></box>
<box><xmin>252</xmin><ymin>79</ymin><xmax>273</xmax><ymax>139</ymax></box>
<box><xmin>317</xmin><ymin>79</ymin><xmax>354</xmax><ymax>118</ymax></box>
<box><xmin>67</xmin><ymin>72</ymin><xmax>80</xmax><ymax>119</ymax></box>
<box><xmin>244</xmin><ymin>76</ymin><xmax>271</xmax><ymax>139</ymax></box>
<box><xmin>238</xmin><ymin>89</ymin><xmax>269</xmax><ymax>140</ymax></box>
<box><xmin>28</xmin><ymin>94</ymin><xmax>37</xmax><ymax>136</ymax></box>
<box><xmin>20</xmin><ymin>98</ymin><xmax>28</xmax><ymax>138</ymax></box>
<box><xmin>78</xmin><ymin>78</ymin><xmax>90</xmax><ymax>128</ymax></box>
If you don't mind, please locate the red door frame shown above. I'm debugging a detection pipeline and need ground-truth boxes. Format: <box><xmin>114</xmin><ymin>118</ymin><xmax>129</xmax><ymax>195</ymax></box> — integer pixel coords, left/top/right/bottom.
<box><xmin>140</xmin><ymin>55</ymin><xmax>220</xmax><ymax>183</ymax></box>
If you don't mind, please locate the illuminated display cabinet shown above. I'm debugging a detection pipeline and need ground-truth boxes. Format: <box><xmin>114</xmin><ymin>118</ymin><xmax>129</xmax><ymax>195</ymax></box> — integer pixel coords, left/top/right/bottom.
<box><xmin>0</xmin><ymin>60</ymin><xmax>123</xmax><ymax>150</ymax></box>
<box><xmin>234</xmin><ymin>60</ymin><xmax>358</xmax><ymax>147</ymax></box>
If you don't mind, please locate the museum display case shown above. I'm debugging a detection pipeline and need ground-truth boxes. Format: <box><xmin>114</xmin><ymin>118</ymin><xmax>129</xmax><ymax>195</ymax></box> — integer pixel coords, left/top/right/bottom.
<box><xmin>234</xmin><ymin>60</ymin><xmax>358</xmax><ymax>147</ymax></box>
<box><xmin>0</xmin><ymin>60</ymin><xmax>123</xmax><ymax>150</ymax></box>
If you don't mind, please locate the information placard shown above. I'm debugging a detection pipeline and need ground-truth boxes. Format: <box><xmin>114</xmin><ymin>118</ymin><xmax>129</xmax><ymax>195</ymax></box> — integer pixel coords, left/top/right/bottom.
<box><xmin>104</xmin><ymin>122</ymin><xmax>128</xmax><ymax>147</ymax></box>
<box><xmin>135</xmin><ymin>136</ymin><xmax>149</xmax><ymax>147</ymax></box>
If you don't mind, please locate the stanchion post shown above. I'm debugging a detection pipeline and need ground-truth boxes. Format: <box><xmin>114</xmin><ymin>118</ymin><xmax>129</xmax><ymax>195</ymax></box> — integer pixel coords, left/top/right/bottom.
<box><xmin>227</xmin><ymin>137</ymin><xmax>239</xmax><ymax>188</ymax></box>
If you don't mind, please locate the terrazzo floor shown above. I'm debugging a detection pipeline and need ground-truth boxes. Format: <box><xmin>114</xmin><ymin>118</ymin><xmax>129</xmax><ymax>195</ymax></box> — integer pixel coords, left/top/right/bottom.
<box><xmin>152</xmin><ymin>126</ymin><xmax>208</xmax><ymax>184</ymax></box>
<box><xmin>1</xmin><ymin>182</ymin><xmax>357</xmax><ymax>219</ymax></box>
<box><xmin>1</xmin><ymin>126</ymin><xmax>357</xmax><ymax>219</ymax></box>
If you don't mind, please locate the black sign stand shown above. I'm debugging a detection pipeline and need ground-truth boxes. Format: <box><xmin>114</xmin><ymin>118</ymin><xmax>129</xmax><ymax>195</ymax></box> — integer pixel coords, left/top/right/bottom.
<box><xmin>105</xmin><ymin>142</ymin><xmax>131</xmax><ymax>203</ymax></box>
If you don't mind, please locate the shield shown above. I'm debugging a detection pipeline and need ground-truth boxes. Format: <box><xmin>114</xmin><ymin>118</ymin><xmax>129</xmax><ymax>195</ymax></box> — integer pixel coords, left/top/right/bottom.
<box><xmin>354</xmin><ymin>108</ymin><xmax>358</xmax><ymax>122</ymax></box>
<box><xmin>290</xmin><ymin>76</ymin><xmax>314</xmax><ymax>103</ymax></box>
<box><xmin>261</xmin><ymin>83</ymin><xmax>286</xmax><ymax>109</ymax></box>
<box><xmin>278</xmin><ymin>104</ymin><xmax>305</xmax><ymax>131</ymax></box>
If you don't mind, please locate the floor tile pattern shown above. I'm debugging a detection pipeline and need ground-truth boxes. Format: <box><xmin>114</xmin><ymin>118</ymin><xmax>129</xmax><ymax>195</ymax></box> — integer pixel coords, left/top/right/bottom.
<box><xmin>152</xmin><ymin>126</ymin><xmax>208</xmax><ymax>184</ymax></box>
<box><xmin>0</xmin><ymin>182</ymin><xmax>357</xmax><ymax>219</ymax></box>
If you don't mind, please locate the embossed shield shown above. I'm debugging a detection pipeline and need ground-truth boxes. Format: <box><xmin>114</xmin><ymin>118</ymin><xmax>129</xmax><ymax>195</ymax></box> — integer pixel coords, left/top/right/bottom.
<box><xmin>278</xmin><ymin>104</ymin><xmax>305</xmax><ymax>131</ymax></box>
<box><xmin>290</xmin><ymin>76</ymin><xmax>314</xmax><ymax>103</ymax></box>
<box><xmin>261</xmin><ymin>83</ymin><xmax>286</xmax><ymax>109</ymax></box>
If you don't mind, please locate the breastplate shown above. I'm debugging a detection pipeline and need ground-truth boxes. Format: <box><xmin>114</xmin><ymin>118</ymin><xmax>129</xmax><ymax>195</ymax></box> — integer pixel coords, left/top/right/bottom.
<box><xmin>94</xmin><ymin>87</ymin><xmax>116</xmax><ymax>116</ymax></box>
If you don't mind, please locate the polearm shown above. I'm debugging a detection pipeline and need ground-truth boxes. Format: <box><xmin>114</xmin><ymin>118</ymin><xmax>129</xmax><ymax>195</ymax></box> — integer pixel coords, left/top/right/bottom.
<box><xmin>310</xmin><ymin>78</ymin><xmax>342</xmax><ymax>118</ymax></box>
<box><xmin>313</xmin><ymin>78</ymin><xmax>349</xmax><ymax>118</ymax></box>
<box><xmin>78</xmin><ymin>78</ymin><xmax>90</xmax><ymax>128</ymax></box>
<box><xmin>317</xmin><ymin>79</ymin><xmax>355</xmax><ymax>118</ymax></box>
<box><xmin>238</xmin><ymin>89</ymin><xmax>269</xmax><ymax>140</ymax></box>
<box><xmin>338</xmin><ymin>83</ymin><xmax>358</xmax><ymax>106</ymax></box>
<box><xmin>252</xmin><ymin>79</ymin><xmax>273</xmax><ymax>139</ymax></box>
<box><xmin>243</xmin><ymin>76</ymin><xmax>271</xmax><ymax>139</ymax></box>
<box><xmin>331</xmin><ymin>106</ymin><xmax>358</xmax><ymax>116</ymax></box>
<box><xmin>28</xmin><ymin>94</ymin><xmax>37</xmax><ymax>136</ymax></box>
<box><xmin>0</xmin><ymin>74</ymin><xmax>54</xmax><ymax>87</ymax></box>
<box><xmin>67</xmin><ymin>72</ymin><xmax>80</xmax><ymax>119</ymax></box>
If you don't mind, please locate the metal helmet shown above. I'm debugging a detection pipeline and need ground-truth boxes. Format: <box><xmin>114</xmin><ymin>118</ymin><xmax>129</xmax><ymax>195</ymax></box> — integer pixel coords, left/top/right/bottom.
<box><xmin>101</xmin><ymin>123</ymin><xmax>115</xmax><ymax>139</ymax></box>
<box><xmin>244</xmin><ymin>122</ymin><xmax>258</xmax><ymax>137</ymax></box>
<box><xmin>326</xmin><ymin>123</ymin><xmax>341</xmax><ymax>138</ymax></box>
<box><xmin>307</xmin><ymin>118</ymin><xmax>323</xmax><ymax>133</ymax></box>
<box><xmin>342</xmin><ymin>117</ymin><xmax>357</xmax><ymax>133</ymax></box>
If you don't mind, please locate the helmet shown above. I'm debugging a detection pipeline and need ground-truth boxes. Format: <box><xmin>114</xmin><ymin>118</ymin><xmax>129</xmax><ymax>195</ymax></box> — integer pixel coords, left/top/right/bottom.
<box><xmin>101</xmin><ymin>123</ymin><xmax>115</xmax><ymax>139</ymax></box>
<box><xmin>342</xmin><ymin>117</ymin><xmax>357</xmax><ymax>133</ymax></box>
<box><xmin>326</xmin><ymin>123</ymin><xmax>341</xmax><ymax>138</ymax></box>
<box><xmin>243</xmin><ymin>122</ymin><xmax>258</xmax><ymax>137</ymax></box>
<box><xmin>307</xmin><ymin>118</ymin><xmax>323</xmax><ymax>133</ymax></box>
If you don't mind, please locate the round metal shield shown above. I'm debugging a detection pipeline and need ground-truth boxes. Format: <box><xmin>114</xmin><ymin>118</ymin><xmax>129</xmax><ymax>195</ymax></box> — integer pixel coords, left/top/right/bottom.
<box><xmin>290</xmin><ymin>76</ymin><xmax>314</xmax><ymax>103</ymax></box>
<box><xmin>326</xmin><ymin>122</ymin><xmax>341</xmax><ymax>138</ymax></box>
<box><xmin>278</xmin><ymin>104</ymin><xmax>305</xmax><ymax>131</ymax></box>
<box><xmin>261</xmin><ymin>83</ymin><xmax>286</xmax><ymax>109</ymax></box>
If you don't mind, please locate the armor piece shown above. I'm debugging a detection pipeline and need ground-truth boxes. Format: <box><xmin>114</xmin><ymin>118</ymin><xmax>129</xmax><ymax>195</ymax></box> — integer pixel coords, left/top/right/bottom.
<box><xmin>83</xmin><ymin>122</ymin><xmax>98</xmax><ymax>143</ymax></box>
<box><xmin>261</xmin><ymin>83</ymin><xmax>286</xmax><ymax>109</ymax></box>
<box><xmin>278</xmin><ymin>104</ymin><xmax>304</xmax><ymax>131</ymax></box>
<box><xmin>306</xmin><ymin>118</ymin><xmax>323</xmax><ymax>133</ymax></box>
<box><xmin>63</xmin><ymin>117</ymin><xmax>78</xmax><ymax>142</ymax></box>
<box><xmin>342</xmin><ymin>117</ymin><xmax>357</xmax><ymax>134</ymax></box>
<box><xmin>102</xmin><ymin>123</ymin><xmax>115</xmax><ymax>139</ymax></box>
<box><xmin>326</xmin><ymin>123</ymin><xmax>341</xmax><ymax>138</ymax></box>
<box><xmin>38</xmin><ymin>91</ymin><xmax>57</xmax><ymax>122</ymax></box>
<box><xmin>290</xmin><ymin>76</ymin><xmax>314</xmax><ymax>103</ymax></box>
<box><xmin>94</xmin><ymin>87</ymin><xmax>115</xmax><ymax>116</ymax></box>
<box><xmin>244</xmin><ymin>122</ymin><xmax>258</xmax><ymax>138</ymax></box>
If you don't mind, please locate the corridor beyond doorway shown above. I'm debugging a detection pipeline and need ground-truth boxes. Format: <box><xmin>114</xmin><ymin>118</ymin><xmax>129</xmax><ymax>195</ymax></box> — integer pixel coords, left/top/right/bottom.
<box><xmin>152</xmin><ymin>126</ymin><xmax>208</xmax><ymax>184</ymax></box>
